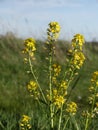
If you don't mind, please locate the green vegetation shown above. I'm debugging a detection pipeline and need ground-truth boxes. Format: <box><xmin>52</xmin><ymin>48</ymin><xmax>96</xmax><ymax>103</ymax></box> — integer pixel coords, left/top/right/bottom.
<box><xmin>0</xmin><ymin>32</ymin><xmax>98</xmax><ymax>129</ymax></box>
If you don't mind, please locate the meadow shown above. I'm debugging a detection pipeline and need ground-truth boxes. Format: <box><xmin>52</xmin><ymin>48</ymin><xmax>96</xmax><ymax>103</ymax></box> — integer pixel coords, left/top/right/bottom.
<box><xmin>0</xmin><ymin>26</ymin><xmax>98</xmax><ymax>130</ymax></box>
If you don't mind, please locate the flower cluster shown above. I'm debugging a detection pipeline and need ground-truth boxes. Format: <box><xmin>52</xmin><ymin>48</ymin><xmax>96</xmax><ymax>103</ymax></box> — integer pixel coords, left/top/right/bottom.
<box><xmin>50</xmin><ymin>89</ymin><xmax>65</xmax><ymax>108</ymax></box>
<box><xmin>47</xmin><ymin>90</ymin><xmax>65</xmax><ymax>109</ymax></box>
<box><xmin>92</xmin><ymin>103</ymin><xmax>98</xmax><ymax>117</ymax></box>
<box><xmin>53</xmin><ymin>94</ymin><xmax>65</xmax><ymax>108</ymax></box>
<box><xmin>47</xmin><ymin>22</ymin><xmax>60</xmax><ymax>42</ymax></box>
<box><xmin>91</xmin><ymin>71</ymin><xmax>98</xmax><ymax>85</ymax></box>
<box><xmin>59</xmin><ymin>80</ymin><xmax>68</xmax><ymax>96</ymax></box>
<box><xmin>71</xmin><ymin>51</ymin><xmax>85</xmax><ymax>69</ymax></box>
<box><xmin>82</xmin><ymin>110</ymin><xmax>92</xmax><ymax>118</ymax></box>
<box><xmin>52</xmin><ymin>64</ymin><xmax>61</xmax><ymax>84</ymax></box>
<box><xmin>72</xmin><ymin>34</ymin><xmax>84</xmax><ymax>50</ymax></box>
<box><xmin>68</xmin><ymin>34</ymin><xmax>85</xmax><ymax>70</ymax></box>
<box><xmin>27</xmin><ymin>80</ymin><xmax>39</xmax><ymax>99</ymax></box>
<box><xmin>94</xmin><ymin>102</ymin><xmax>98</xmax><ymax>115</ymax></box>
<box><xmin>88</xmin><ymin>71</ymin><xmax>98</xmax><ymax>104</ymax></box>
<box><xmin>52</xmin><ymin>64</ymin><xmax>61</xmax><ymax>77</ymax></box>
<box><xmin>47</xmin><ymin>80</ymin><xmax>67</xmax><ymax>108</ymax></box>
<box><xmin>22</xmin><ymin>38</ymin><xmax>36</xmax><ymax>61</ymax></box>
<box><xmin>82</xmin><ymin>106</ymin><xmax>98</xmax><ymax>118</ymax></box>
<box><xmin>66</xmin><ymin>102</ymin><xmax>77</xmax><ymax>115</ymax></box>
<box><xmin>20</xmin><ymin>115</ymin><xmax>31</xmax><ymax>130</ymax></box>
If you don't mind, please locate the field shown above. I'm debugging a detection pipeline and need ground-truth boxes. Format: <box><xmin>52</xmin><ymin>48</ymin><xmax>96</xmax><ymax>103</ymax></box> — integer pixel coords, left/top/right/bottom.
<box><xmin>0</xmin><ymin>33</ymin><xmax>98</xmax><ymax>130</ymax></box>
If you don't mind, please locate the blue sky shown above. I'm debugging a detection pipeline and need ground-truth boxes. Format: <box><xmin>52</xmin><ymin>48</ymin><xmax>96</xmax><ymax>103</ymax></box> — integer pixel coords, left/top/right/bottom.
<box><xmin>0</xmin><ymin>0</ymin><xmax>98</xmax><ymax>41</ymax></box>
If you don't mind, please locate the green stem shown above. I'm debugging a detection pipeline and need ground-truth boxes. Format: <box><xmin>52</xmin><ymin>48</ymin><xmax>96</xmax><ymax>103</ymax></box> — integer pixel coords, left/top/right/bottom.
<box><xmin>63</xmin><ymin>117</ymin><xmax>70</xmax><ymax>130</ymax></box>
<box><xmin>65</xmin><ymin>69</ymin><xmax>75</xmax><ymax>102</ymax></box>
<box><xmin>58</xmin><ymin>105</ymin><xmax>63</xmax><ymax>130</ymax></box>
<box><xmin>0</xmin><ymin>121</ymin><xmax>5</xmax><ymax>129</ymax></box>
<box><xmin>67</xmin><ymin>70</ymin><xmax>74</xmax><ymax>87</ymax></box>
<box><xmin>73</xmin><ymin>117</ymin><xmax>80</xmax><ymax>130</ymax></box>
<box><xmin>28</xmin><ymin>56</ymin><xmax>47</xmax><ymax>103</ymax></box>
<box><xmin>84</xmin><ymin>114</ymin><xmax>89</xmax><ymax>130</ymax></box>
<box><xmin>63</xmin><ymin>56</ymin><xmax>74</xmax><ymax>81</ymax></box>
<box><xmin>49</xmin><ymin>44</ymin><xmax>54</xmax><ymax>129</ymax></box>
<box><xmin>70</xmin><ymin>114</ymin><xmax>80</xmax><ymax>130</ymax></box>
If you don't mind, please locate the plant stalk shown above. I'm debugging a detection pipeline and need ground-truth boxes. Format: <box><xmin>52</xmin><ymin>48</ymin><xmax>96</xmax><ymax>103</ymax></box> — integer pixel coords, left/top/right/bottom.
<box><xmin>58</xmin><ymin>105</ymin><xmax>63</xmax><ymax>130</ymax></box>
<box><xmin>49</xmin><ymin>43</ymin><xmax>54</xmax><ymax>129</ymax></box>
<box><xmin>29</xmin><ymin>55</ymin><xmax>47</xmax><ymax>103</ymax></box>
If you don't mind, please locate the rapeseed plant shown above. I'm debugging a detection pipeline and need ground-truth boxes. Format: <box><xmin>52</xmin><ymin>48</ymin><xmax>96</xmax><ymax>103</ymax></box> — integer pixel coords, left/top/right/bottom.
<box><xmin>83</xmin><ymin>71</ymin><xmax>98</xmax><ymax>130</ymax></box>
<box><xmin>20</xmin><ymin>21</ymin><xmax>98</xmax><ymax>130</ymax></box>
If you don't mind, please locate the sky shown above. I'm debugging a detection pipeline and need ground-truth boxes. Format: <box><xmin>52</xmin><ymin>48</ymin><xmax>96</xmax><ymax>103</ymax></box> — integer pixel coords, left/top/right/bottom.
<box><xmin>0</xmin><ymin>0</ymin><xmax>98</xmax><ymax>41</ymax></box>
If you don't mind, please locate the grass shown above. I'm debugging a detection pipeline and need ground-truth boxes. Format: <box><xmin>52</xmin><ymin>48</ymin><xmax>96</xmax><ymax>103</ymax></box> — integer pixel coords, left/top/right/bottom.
<box><xmin>0</xmin><ymin>34</ymin><xmax>98</xmax><ymax>129</ymax></box>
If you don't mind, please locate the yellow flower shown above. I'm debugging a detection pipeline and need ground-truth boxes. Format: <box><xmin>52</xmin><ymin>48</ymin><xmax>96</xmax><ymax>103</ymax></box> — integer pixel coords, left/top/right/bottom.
<box><xmin>89</xmin><ymin>86</ymin><xmax>94</xmax><ymax>92</ymax></box>
<box><xmin>22</xmin><ymin>115</ymin><xmax>30</xmax><ymax>122</ymax></box>
<box><xmin>59</xmin><ymin>80</ymin><xmax>68</xmax><ymax>96</ymax></box>
<box><xmin>52</xmin><ymin>76</ymin><xmax>57</xmax><ymax>85</ymax></box>
<box><xmin>69</xmin><ymin>34</ymin><xmax>85</xmax><ymax>70</ymax></box>
<box><xmin>53</xmin><ymin>89</ymin><xmax>58</xmax><ymax>95</ymax></box>
<box><xmin>60</xmin><ymin>80</ymin><xmax>67</xmax><ymax>89</ymax></box>
<box><xmin>96</xmin><ymin>102</ymin><xmax>98</xmax><ymax>107</ymax></box>
<box><xmin>71</xmin><ymin>51</ymin><xmax>85</xmax><ymax>69</ymax></box>
<box><xmin>27</xmin><ymin>81</ymin><xmax>39</xmax><ymax>98</ymax></box>
<box><xmin>23</xmin><ymin>58</ymin><xmax>28</xmax><ymax>63</ymax></box>
<box><xmin>66</xmin><ymin>102</ymin><xmax>77</xmax><ymax>115</ymax></box>
<box><xmin>47</xmin><ymin>21</ymin><xmax>60</xmax><ymax>41</ymax></box>
<box><xmin>82</xmin><ymin>110</ymin><xmax>91</xmax><ymax>117</ymax></box>
<box><xmin>96</xmin><ymin>81</ymin><xmax>98</xmax><ymax>86</ymax></box>
<box><xmin>49</xmin><ymin>22</ymin><xmax>60</xmax><ymax>33</ymax></box>
<box><xmin>22</xmin><ymin>38</ymin><xmax>36</xmax><ymax>56</ymax></box>
<box><xmin>24</xmin><ymin>38</ymin><xmax>36</xmax><ymax>50</ymax></box>
<box><xmin>54</xmin><ymin>95</ymin><xmax>65</xmax><ymax>108</ymax></box>
<box><xmin>20</xmin><ymin>115</ymin><xmax>31</xmax><ymax>130</ymax></box>
<box><xmin>74</xmin><ymin>34</ymin><xmax>84</xmax><ymax>42</ymax></box>
<box><xmin>52</xmin><ymin>64</ymin><xmax>61</xmax><ymax>77</ymax></box>
<box><xmin>27</xmin><ymin>81</ymin><xmax>38</xmax><ymax>92</ymax></box>
<box><xmin>88</xmin><ymin>71</ymin><xmax>98</xmax><ymax>108</ymax></box>
<box><xmin>91</xmin><ymin>71</ymin><xmax>98</xmax><ymax>86</ymax></box>
<box><xmin>88</xmin><ymin>95</ymin><xmax>94</xmax><ymax>104</ymax></box>
<box><xmin>72</xmin><ymin>34</ymin><xmax>85</xmax><ymax>50</ymax></box>
<box><xmin>47</xmin><ymin>89</ymin><xmax>65</xmax><ymax>108</ymax></box>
